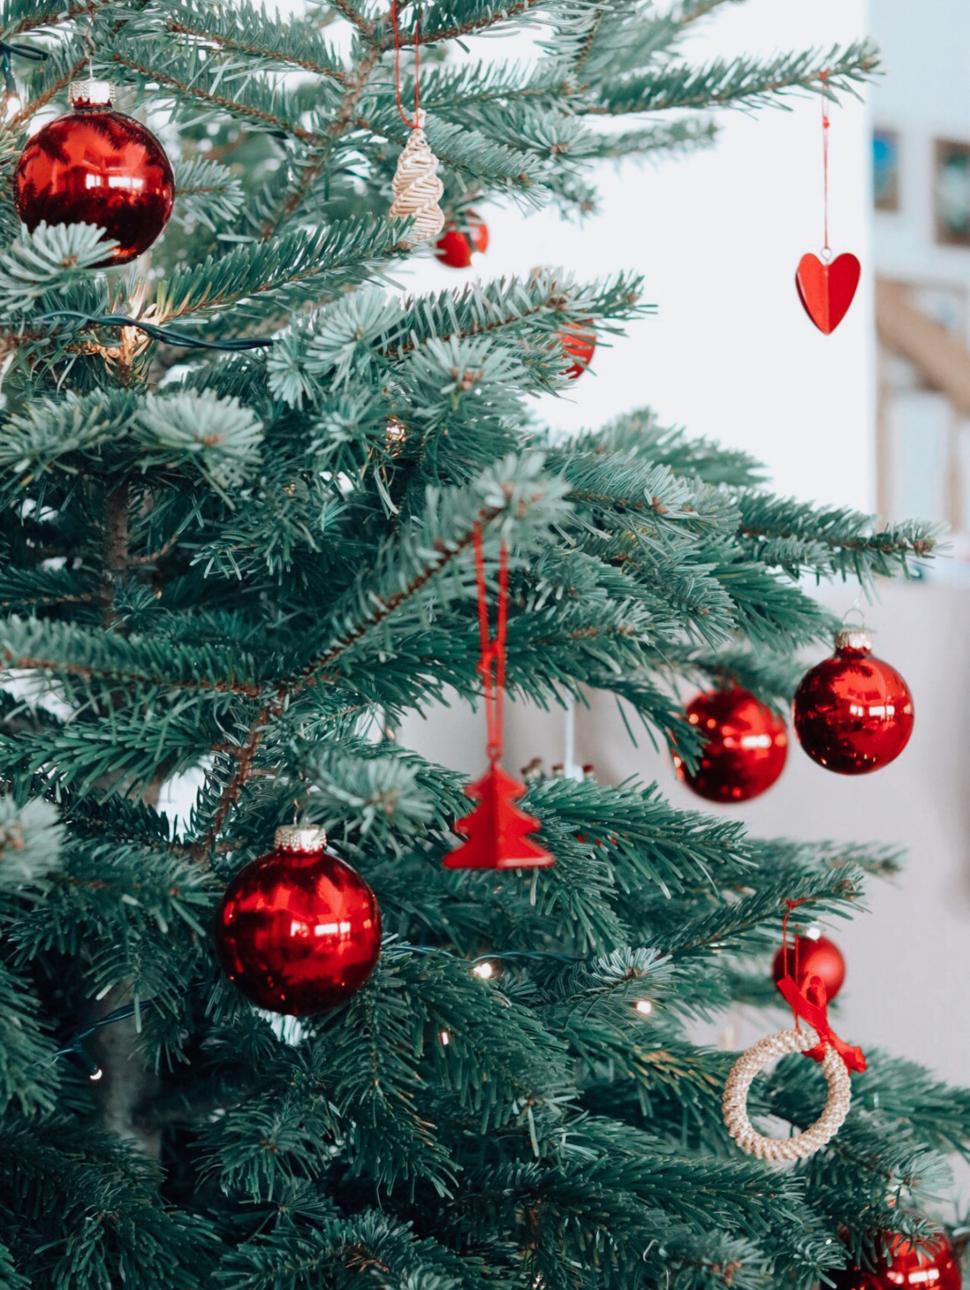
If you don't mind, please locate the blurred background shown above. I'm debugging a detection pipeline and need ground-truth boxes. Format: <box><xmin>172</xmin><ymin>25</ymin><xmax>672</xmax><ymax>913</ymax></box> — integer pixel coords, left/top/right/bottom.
<box><xmin>391</xmin><ymin>0</ymin><xmax>970</xmax><ymax>1135</ymax></box>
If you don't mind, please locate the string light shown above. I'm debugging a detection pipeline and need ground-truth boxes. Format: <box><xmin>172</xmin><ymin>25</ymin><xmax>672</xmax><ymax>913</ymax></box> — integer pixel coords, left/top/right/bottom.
<box><xmin>471</xmin><ymin>961</ymin><xmax>495</xmax><ymax>980</ymax></box>
<box><xmin>439</xmin><ymin>1029</ymin><xmax>450</xmax><ymax>1046</ymax></box>
<box><xmin>633</xmin><ymin>999</ymin><xmax>654</xmax><ymax>1016</ymax></box>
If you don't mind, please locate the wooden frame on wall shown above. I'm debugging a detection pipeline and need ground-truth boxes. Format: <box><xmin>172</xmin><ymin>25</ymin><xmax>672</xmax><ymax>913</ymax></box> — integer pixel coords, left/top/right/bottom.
<box><xmin>934</xmin><ymin>138</ymin><xmax>970</xmax><ymax>246</ymax></box>
<box><xmin>873</xmin><ymin>127</ymin><xmax>900</xmax><ymax>212</ymax></box>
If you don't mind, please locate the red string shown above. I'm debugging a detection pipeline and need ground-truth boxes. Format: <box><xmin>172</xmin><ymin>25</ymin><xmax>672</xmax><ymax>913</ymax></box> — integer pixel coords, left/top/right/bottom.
<box><xmin>391</xmin><ymin>0</ymin><xmax>421</xmax><ymax>130</ymax></box>
<box><xmin>472</xmin><ymin>524</ymin><xmax>509</xmax><ymax>765</ymax></box>
<box><xmin>780</xmin><ymin>895</ymin><xmax>809</xmax><ymax>1027</ymax></box>
<box><xmin>820</xmin><ymin>72</ymin><xmax>831</xmax><ymax>255</ymax></box>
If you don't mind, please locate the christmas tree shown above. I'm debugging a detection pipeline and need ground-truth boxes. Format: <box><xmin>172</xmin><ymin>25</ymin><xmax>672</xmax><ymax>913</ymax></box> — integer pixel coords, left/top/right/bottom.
<box><xmin>0</xmin><ymin>0</ymin><xmax>966</xmax><ymax>1286</ymax></box>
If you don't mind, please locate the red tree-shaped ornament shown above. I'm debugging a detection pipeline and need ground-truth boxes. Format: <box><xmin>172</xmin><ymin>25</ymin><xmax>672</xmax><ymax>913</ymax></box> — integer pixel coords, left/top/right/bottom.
<box><xmin>444</xmin><ymin>763</ymin><xmax>551</xmax><ymax>869</ymax></box>
<box><xmin>444</xmin><ymin>528</ymin><xmax>553</xmax><ymax>870</ymax></box>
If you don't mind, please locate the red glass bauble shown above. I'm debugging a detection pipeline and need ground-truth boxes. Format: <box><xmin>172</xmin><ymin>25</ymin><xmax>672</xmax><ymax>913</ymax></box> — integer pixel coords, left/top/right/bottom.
<box><xmin>794</xmin><ymin>629</ymin><xmax>914</xmax><ymax>775</ymax></box>
<box><xmin>560</xmin><ymin>320</ymin><xmax>596</xmax><ymax>378</ymax></box>
<box><xmin>772</xmin><ymin>933</ymin><xmax>846</xmax><ymax>1001</ymax></box>
<box><xmin>832</xmin><ymin>1231</ymin><xmax>962</xmax><ymax>1290</ymax></box>
<box><xmin>435</xmin><ymin>211</ymin><xmax>489</xmax><ymax>267</ymax></box>
<box><xmin>14</xmin><ymin>83</ymin><xmax>175</xmax><ymax>266</ymax></box>
<box><xmin>673</xmin><ymin>686</ymin><xmax>788</xmax><ymax>803</ymax></box>
<box><xmin>215</xmin><ymin>827</ymin><xmax>381</xmax><ymax>1016</ymax></box>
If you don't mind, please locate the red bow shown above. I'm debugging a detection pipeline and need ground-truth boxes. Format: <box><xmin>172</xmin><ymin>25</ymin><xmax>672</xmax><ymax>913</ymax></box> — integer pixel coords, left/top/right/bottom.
<box><xmin>775</xmin><ymin>973</ymin><xmax>867</xmax><ymax>1074</ymax></box>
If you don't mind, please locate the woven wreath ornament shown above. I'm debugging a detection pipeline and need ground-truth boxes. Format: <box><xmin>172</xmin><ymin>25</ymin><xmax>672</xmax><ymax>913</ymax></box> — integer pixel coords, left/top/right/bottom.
<box><xmin>722</xmin><ymin>1025</ymin><xmax>852</xmax><ymax>1163</ymax></box>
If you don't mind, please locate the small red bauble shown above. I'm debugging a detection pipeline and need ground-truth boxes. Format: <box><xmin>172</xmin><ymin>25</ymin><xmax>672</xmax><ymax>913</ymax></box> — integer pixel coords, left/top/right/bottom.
<box><xmin>14</xmin><ymin>79</ymin><xmax>175</xmax><ymax>266</ymax></box>
<box><xmin>772</xmin><ymin>933</ymin><xmax>846</xmax><ymax>1001</ymax></box>
<box><xmin>435</xmin><ymin>211</ymin><xmax>489</xmax><ymax>267</ymax></box>
<box><xmin>673</xmin><ymin>687</ymin><xmax>788</xmax><ymax>803</ymax></box>
<box><xmin>215</xmin><ymin>826</ymin><xmax>381</xmax><ymax>1016</ymax></box>
<box><xmin>832</xmin><ymin>1231</ymin><xmax>962</xmax><ymax>1290</ymax></box>
<box><xmin>796</xmin><ymin>251</ymin><xmax>861</xmax><ymax>334</ymax></box>
<box><xmin>794</xmin><ymin>628</ymin><xmax>914</xmax><ymax>775</ymax></box>
<box><xmin>559</xmin><ymin>320</ymin><xmax>596</xmax><ymax>379</ymax></box>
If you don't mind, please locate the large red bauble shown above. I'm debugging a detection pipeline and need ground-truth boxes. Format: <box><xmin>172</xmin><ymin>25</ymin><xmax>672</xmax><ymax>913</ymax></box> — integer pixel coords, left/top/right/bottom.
<box><xmin>673</xmin><ymin>686</ymin><xmax>788</xmax><ymax>803</ymax></box>
<box><xmin>794</xmin><ymin>629</ymin><xmax>914</xmax><ymax>775</ymax></box>
<box><xmin>14</xmin><ymin>82</ymin><xmax>175</xmax><ymax>265</ymax></box>
<box><xmin>772</xmin><ymin>933</ymin><xmax>846</xmax><ymax>1001</ymax></box>
<box><xmin>559</xmin><ymin>320</ymin><xmax>596</xmax><ymax>379</ymax></box>
<box><xmin>215</xmin><ymin>827</ymin><xmax>381</xmax><ymax>1016</ymax></box>
<box><xmin>832</xmin><ymin>1231</ymin><xmax>962</xmax><ymax>1290</ymax></box>
<box><xmin>435</xmin><ymin>210</ymin><xmax>489</xmax><ymax>267</ymax></box>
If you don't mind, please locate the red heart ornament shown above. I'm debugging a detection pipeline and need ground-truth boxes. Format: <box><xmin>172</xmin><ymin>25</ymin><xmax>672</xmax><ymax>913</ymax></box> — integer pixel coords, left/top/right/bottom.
<box><xmin>795</xmin><ymin>252</ymin><xmax>861</xmax><ymax>334</ymax></box>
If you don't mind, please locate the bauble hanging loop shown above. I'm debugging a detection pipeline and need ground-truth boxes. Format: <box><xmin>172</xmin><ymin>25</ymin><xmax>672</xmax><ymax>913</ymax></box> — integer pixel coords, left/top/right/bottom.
<box><xmin>793</xmin><ymin>627</ymin><xmax>914</xmax><ymax>774</ymax></box>
<box><xmin>14</xmin><ymin>78</ymin><xmax>175</xmax><ymax>265</ymax></box>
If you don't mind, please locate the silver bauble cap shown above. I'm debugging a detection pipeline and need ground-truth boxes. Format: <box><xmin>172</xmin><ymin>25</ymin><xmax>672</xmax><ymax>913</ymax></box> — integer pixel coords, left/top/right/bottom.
<box><xmin>274</xmin><ymin>824</ymin><xmax>327</xmax><ymax>852</ymax></box>
<box><xmin>69</xmin><ymin>79</ymin><xmax>113</xmax><ymax>107</ymax></box>
<box><xmin>835</xmin><ymin>627</ymin><xmax>872</xmax><ymax>653</ymax></box>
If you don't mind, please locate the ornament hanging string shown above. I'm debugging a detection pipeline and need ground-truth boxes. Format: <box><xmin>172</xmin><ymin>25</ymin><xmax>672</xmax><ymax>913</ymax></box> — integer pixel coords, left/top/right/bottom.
<box><xmin>391</xmin><ymin>0</ymin><xmax>421</xmax><ymax>129</ymax></box>
<box><xmin>820</xmin><ymin>72</ymin><xmax>831</xmax><ymax>257</ymax></box>
<box><xmin>776</xmin><ymin>896</ymin><xmax>866</xmax><ymax>1073</ymax></box>
<box><xmin>472</xmin><ymin>523</ymin><xmax>509</xmax><ymax>765</ymax></box>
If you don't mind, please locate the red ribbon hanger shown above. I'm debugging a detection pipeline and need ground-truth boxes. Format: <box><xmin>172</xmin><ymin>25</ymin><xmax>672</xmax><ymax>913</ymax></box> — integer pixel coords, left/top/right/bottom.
<box><xmin>775</xmin><ymin>897</ymin><xmax>866</xmax><ymax>1074</ymax></box>
<box><xmin>474</xmin><ymin>522</ymin><xmax>509</xmax><ymax>766</ymax></box>
<box><xmin>442</xmin><ymin>525</ymin><xmax>552</xmax><ymax>870</ymax></box>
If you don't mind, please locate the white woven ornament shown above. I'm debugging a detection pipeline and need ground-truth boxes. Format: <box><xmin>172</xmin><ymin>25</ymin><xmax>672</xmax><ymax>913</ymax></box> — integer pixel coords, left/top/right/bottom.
<box><xmin>389</xmin><ymin>116</ymin><xmax>444</xmax><ymax>246</ymax></box>
<box><xmin>722</xmin><ymin>1025</ymin><xmax>851</xmax><ymax>1163</ymax></box>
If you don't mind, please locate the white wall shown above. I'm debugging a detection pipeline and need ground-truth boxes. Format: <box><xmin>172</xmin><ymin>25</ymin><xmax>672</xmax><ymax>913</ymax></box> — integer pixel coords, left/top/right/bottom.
<box><xmin>401</xmin><ymin>0</ymin><xmax>874</xmax><ymax>507</ymax></box>
<box><xmin>400</xmin><ymin>1</ymin><xmax>970</xmax><ymax>1116</ymax></box>
<box><xmin>871</xmin><ymin>0</ymin><xmax>970</xmax><ymax>289</ymax></box>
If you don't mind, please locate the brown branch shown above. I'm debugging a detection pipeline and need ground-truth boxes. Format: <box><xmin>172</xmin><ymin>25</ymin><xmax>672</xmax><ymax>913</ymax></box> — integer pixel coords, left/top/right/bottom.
<box><xmin>258</xmin><ymin>41</ymin><xmax>384</xmax><ymax>240</ymax></box>
<box><xmin>4</xmin><ymin>653</ymin><xmax>262</xmax><ymax>697</ymax></box>
<box><xmin>8</xmin><ymin>54</ymin><xmax>87</xmax><ymax>132</ymax></box>
<box><xmin>110</xmin><ymin>53</ymin><xmax>322</xmax><ymax>143</ymax></box>
<box><xmin>387</xmin><ymin>0</ymin><xmax>543</xmax><ymax>47</ymax></box>
<box><xmin>328</xmin><ymin>0</ymin><xmax>375</xmax><ymax>38</ymax></box>
<box><xmin>166</xmin><ymin>20</ymin><xmax>348</xmax><ymax>82</ymax></box>
<box><xmin>102</xmin><ymin>480</ymin><xmax>130</xmax><ymax>630</ymax></box>
<box><xmin>192</xmin><ymin>501</ymin><xmax>509</xmax><ymax>862</ymax></box>
<box><xmin>9</xmin><ymin>0</ymin><xmax>102</xmax><ymax>36</ymax></box>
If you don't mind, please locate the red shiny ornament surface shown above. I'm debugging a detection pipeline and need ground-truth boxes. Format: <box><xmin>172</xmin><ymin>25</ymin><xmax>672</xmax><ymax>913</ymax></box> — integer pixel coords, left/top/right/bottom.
<box><xmin>794</xmin><ymin>640</ymin><xmax>913</xmax><ymax>775</ymax></box>
<box><xmin>674</xmin><ymin>687</ymin><xmax>788</xmax><ymax>803</ymax></box>
<box><xmin>772</xmin><ymin>933</ymin><xmax>846</xmax><ymax>1002</ymax></box>
<box><xmin>435</xmin><ymin>211</ymin><xmax>489</xmax><ymax>267</ymax></box>
<box><xmin>14</xmin><ymin>106</ymin><xmax>175</xmax><ymax>265</ymax></box>
<box><xmin>832</xmin><ymin>1232</ymin><xmax>962</xmax><ymax>1290</ymax></box>
<box><xmin>796</xmin><ymin>251</ymin><xmax>861</xmax><ymax>334</ymax></box>
<box><xmin>444</xmin><ymin>762</ymin><xmax>553</xmax><ymax>869</ymax></box>
<box><xmin>559</xmin><ymin>320</ymin><xmax>596</xmax><ymax>379</ymax></box>
<box><xmin>215</xmin><ymin>844</ymin><xmax>381</xmax><ymax>1016</ymax></box>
